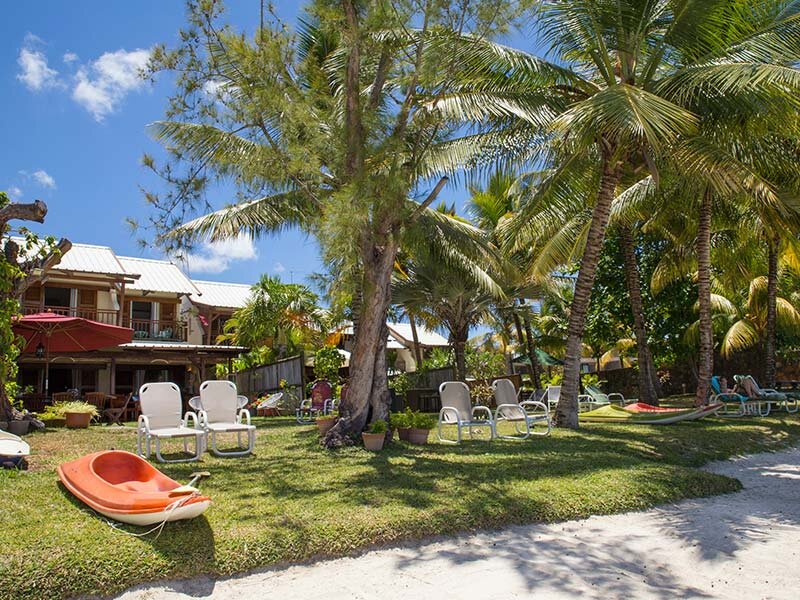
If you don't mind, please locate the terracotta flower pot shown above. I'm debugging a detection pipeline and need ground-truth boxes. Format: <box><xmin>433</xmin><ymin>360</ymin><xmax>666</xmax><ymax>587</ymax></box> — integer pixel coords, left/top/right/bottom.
<box><xmin>398</xmin><ymin>427</ymin><xmax>411</xmax><ymax>441</ymax></box>
<box><xmin>317</xmin><ymin>417</ymin><xmax>337</xmax><ymax>436</ymax></box>
<box><xmin>407</xmin><ymin>428</ymin><xmax>430</xmax><ymax>445</ymax></box>
<box><xmin>65</xmin><ymin>412</ymin><xmax>92</xmax><ymax>429</ymax></box>
<box><xmin>362</xmin><ymin>432</ymin><xmax>386</xmax><ymax>451</ymax></box>
<box><xmin>7</xmin><ymin>420</ymin><xmax>30</xmax><ymax>436</ymax></box>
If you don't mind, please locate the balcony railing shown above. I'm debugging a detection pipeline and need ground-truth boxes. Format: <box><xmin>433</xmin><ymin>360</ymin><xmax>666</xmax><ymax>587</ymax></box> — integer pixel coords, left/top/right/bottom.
<box><xmin>128</xmin><ymin>319</ymin><xmax>187</xmax><ymax>342</ymax></box>
<box><xmin>21</xmin><ymin>303</ymin><xmax>118</xmax><ymax>325</ymax></box>
<box><xmin>20</xmin><ymin>304</ymin><xmax>187</xmax><ymax>342</ymax></box>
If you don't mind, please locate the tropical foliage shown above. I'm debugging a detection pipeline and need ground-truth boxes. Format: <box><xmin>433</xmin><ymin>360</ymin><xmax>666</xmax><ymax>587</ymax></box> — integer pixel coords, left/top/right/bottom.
<box><xmin>138</xmin><ymin>0</ymin><xmax>800</xmax><ymax>431</ymax></box>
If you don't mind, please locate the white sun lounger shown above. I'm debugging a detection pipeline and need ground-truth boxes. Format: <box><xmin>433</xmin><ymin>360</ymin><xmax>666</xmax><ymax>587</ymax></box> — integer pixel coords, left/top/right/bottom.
<box><xmin>198</xmin><ymin>380</ymin><xmax>256</xmax><ymax>457</ymax></box>
<box><xmin>137</xmin><ymin>382</ymin><xmax>205</xmax><ymax>463</ymax></box>
<box><xmin>492</xmin><ymin>378</ymin><xmax>551</xmax><ymax>439</ymax></box>
<box><xmin>437</xmin><ymin>381</ymin><xmax>494</xmax><ymax>443</ymax></box>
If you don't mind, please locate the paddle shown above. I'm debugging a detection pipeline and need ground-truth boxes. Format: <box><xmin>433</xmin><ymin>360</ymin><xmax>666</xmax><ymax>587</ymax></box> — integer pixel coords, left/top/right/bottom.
<box><xmin>168</xmin><ymin>471</ymin><xmax>211</xmax><ymax>496</ymax></box>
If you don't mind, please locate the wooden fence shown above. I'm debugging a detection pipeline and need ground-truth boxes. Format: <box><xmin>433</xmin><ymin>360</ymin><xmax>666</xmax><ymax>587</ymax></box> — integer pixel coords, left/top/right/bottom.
<box><xmin>235</xmin><ymin>354</ymin><xmax>306</xmax><ymax>398</ymax></box>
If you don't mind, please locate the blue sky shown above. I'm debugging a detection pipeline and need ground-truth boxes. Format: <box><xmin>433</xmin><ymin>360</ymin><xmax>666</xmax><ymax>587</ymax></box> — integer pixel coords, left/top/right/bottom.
<box><xmin>2</xmin><ymin>1</ymin><xmax>532</xmax><ymax>289</ymax></box>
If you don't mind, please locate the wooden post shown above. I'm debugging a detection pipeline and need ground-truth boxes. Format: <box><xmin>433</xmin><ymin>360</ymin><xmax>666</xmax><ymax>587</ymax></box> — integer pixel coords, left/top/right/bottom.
<box><xmin>109</xmin><ymin>358</ymin><xmax>116</xmax><ymax>394</ymax></box>
<box><xmin>118</xmin><ymin>282</ymin><xmax>126</xmax><ymax>327</ymax></box>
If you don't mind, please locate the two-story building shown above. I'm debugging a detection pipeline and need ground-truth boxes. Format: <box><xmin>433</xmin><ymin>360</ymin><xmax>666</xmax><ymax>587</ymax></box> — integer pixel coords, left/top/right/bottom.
<box><xmin>16</xmin><ymin>242</ymin><xmax>248</xmax><ymax>399</ymax></box>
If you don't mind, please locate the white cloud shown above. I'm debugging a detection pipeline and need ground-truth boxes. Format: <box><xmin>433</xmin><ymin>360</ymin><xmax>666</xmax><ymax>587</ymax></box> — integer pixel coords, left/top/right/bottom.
<box><xmin>7</xmin><ymin>186</ymin><xmax>23</xmax><ymax>199</ymax></box>
<box><xmin>17</xmin><ymin>35</ymin><xmax>60</xmax><ymax>91</ymax></box>
<box><xmin>32</xmin><ymin>170</ymin><xmax>56</xmax><ymax>189</ymax></box>
<box><xmin>184</xmin><ymin>236</ymin><xmax>258</xmax><ymax>274</ymax></box>
<box><xmin>72</xmin><ymin>48</ymin><xmax>151</xmax><ymax>121</ymax></box>
<box><xmin>63</xmin><ymin>52</ymin><xmax>79</xmax><ymax>64</ymax></box>
<box><xmin>273</xmin><ymin>262</ymin><xmax>286</xmax><ymax>273</ymax></box>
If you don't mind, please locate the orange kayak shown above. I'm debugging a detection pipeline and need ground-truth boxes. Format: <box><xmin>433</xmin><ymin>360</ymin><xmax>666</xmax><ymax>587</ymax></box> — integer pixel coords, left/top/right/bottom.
<box><xmin>57</xmin><ymin>450</ymin><xmax>211</xmax><ymax>526</ymax></box>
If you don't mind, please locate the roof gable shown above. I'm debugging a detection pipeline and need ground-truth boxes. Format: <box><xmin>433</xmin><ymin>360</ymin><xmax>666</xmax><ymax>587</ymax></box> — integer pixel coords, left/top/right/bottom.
<box><xmin>117</xmin><ymin>256</ymin><xmax>200</xmax><ymax>296</ymax></box>
<box><xmin>191</xmin><ymin>279</ymin><xmax>252</xmax><ymax>309</ymax></box>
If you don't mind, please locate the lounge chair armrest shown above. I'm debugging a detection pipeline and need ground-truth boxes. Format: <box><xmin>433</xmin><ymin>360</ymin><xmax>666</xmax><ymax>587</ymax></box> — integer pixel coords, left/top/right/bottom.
<box><xmin>496</xmin><ymin>403</ymin><xmax>526</xmax><ymax>419</ymax></box>
<box><xmin>607</xmin><ymin>393</ymin><xmax>625</xmax><ymax>403</ymax></box>
<box><xmin>578</xmin><ymin>394</ymin><xmax>592</xmax><ymax>402</ymax></box>
<box><xmin>299</xmin><ymin>398</ymin><xmax>312</xmax><ymax>410</ymax></box>
<box><xmin>184</xmin><ymin>411</ymin><xmax>201</xmax><ymax>429</ymax></box>
<box><xmin>439</xmin><ymin>406</ymin><xmax>461</xmax><ymax>424</ymax></box>
<box><xmin>520</xmin><ymin>400</ymin><xmax>549</xmax><ymax>415</ymax></box>
<box><xmin>761</xmin><ymin>388</ymin><xmax>779</xmax><ymax>394</ymax></box>
<box><xmin>237</xmin><ymin>408</ymin><xmax>251</xmax><ymax>425</ymax></box>
<box><xmin>471</xmin><ymin>405</ymin><xmax>493</xmax><ymax>421</ymax></box>
<box><xmin>711</xmin><ymin>392</ymin><xmax>744</xmax><ymax>403</ymax></box>
<box><xmin>138</xmin><ymin>414</ymin><xmax>150</xmax><ymax>432</ymax></box>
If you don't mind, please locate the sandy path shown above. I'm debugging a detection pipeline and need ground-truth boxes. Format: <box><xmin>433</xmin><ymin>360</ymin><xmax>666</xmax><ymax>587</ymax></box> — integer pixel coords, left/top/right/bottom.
<box><xmin>115</xmin><ymin>447</ymin><xmax>800</xmax><ymax>600</ymax></box>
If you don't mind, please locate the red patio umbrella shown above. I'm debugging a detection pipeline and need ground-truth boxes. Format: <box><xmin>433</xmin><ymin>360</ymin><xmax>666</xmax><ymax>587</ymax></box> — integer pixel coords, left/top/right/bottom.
<box><xmin>12</xmin><ymin>312</ymin><xmax>134</xmax><ymax>397</ymax></box>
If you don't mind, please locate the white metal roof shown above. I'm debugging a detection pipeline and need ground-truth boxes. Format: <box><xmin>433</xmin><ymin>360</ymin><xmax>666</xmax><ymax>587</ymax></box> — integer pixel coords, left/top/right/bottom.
<box><xmin>55</xmin><ymin>243</ymin><xmax>130</xmax><ymax>277</ymax></box>
<box><xmin>117</xmin><ymin>256</ymin><xmax>201</xmax><ymax>296</ymax></box>
<box><xmin>191</xmin><ymin>279</ymin><xmax>252</xmax><ymax>310</ymax></box>
<box><xmin>334</xmin><ymin>321</ymin><xmax>449</xmax><ymax>348</ymax></box>
<box><xmin>6</xmin><ymin>238</ymin><xmax>131</xmax><ymax>278</ymax></box>
<box><xmin>388</xmin><ymin>322</ymin><xmax>449</xmax><ymax>347</ymax></box>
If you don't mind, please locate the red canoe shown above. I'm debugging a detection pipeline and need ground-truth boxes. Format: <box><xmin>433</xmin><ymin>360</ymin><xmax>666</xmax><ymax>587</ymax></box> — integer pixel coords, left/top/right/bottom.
<box><xmin>58</xmin><ymin>450</ymin><xmax>211</xmax><ymax>526</ymax></box>
<box><xmin>625</xmin><ymin>402</ymin><xmax>687</xmax><ymax>413</ymax></box>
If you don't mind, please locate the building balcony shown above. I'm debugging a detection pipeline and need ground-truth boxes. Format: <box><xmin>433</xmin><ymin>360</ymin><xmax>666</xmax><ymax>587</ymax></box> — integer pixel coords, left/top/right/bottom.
<box><xmin>21</xmin><ymin>303</ymin><xmax>119</xmax><ymax>325</ymax></box>
<box><xmin>20</xmin><ymin>303</ymin><xmax>187</xmax><ymax>342</ymax></box>
<box><xmin>127</xmin><ymin>319</ymin><xmax>187</xmax><ymax>343</ymax></box>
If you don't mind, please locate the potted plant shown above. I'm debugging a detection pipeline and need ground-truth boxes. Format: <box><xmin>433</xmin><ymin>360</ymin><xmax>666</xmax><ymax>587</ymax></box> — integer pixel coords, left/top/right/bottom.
<box><xmin>7</xmin><ymin>418</ymin><xmax>30</xmax><ymax>436</ymax></box>
<box><xmin>39</xmin><ymin>408</ymin><xmax>67</xmax><ymax>428</ymax></box>
<box><xmin>60</xmin><ymin>401</ymin><xmax>99</xmax><ymax>429</ymax></box>
<box><xmin>362</xmin><ymin>419</ymin><xmax>388</xmax><ymax>451</ymax></box>
<box><xmin>408</xmin><ymin>412</ymin><xmax>435</xmax><ymax>445</ymax></box>
<box><xmin>317</xmin><ymin>413</ymin><xmax>338</xmax><ymax>436</ymax></box>
<box><xmin>390</xmin><ymin>409</ymin><xmax>412</xmax><ymax>441</ymax></box>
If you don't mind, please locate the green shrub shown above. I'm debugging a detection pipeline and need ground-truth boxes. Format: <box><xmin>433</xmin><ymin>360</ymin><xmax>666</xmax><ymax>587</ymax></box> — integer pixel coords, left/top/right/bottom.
<box><xmin>411</xmin><ymin>412</ymin><xmax>436</xmax><ymax>430</ymax></box>
<box><xmin>389</xmin><ymin>412</ymin><xmax>409</xmax><ymax>429</ymax></box>
<box><xmin>49</xmin><ymin>401</ymin><xmax>99</xmax><ymax>417</ymax></box>
<box><xmin>313</xmin><ymin>346</ymin><xmax>345</xmax><ymax>383</ymax></box>
<box><xmin>368</xmin><ymin>419</ymin><xmax>388</xmax><ymax>434</ymax></box>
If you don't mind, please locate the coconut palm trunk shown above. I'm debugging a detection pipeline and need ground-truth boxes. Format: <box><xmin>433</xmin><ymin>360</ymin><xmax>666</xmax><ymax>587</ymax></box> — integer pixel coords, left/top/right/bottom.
<box><xmin>522</xmin><ymin>314</ymin><xmax>542</xmax><ymax>389</ymax></box>
<box><xmin>452</xmin><ymin>324</ymin><xmax>469</xmax><ymax>381</ymax></box>
<box><xmin>765</xmin><ymin>235</ymin><xmax>779</xmax><ymax>387</ymax></box>
<box><xmin>619</xmin><ymin>226</ymin><xmax>661</xmax><ymax>404</ymax></box>
<box><xmin>408</xmin><ymin>314</ymin><xmax>424</xmax><ymax>370</ymax></box>
<box><xmin>558</xmin><ymin>150</ymin><xmax>622</xmax><ymax>428</ymax></box>
<box><xmin>695</xmin><ymin>189</ymin><xmax>714</xmax><ymax>406</ymax></box>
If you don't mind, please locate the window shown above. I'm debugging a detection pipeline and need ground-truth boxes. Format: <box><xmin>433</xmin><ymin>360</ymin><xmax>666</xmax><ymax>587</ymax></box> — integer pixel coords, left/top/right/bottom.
<box><xmin>44</xmin><ymin>286</ymin><xmax>71</xmax><ymax>308</ymax></box>
<box><xmin>131</xmin><ymin>301</ymin><xmax>153</xmax><ymax>320</ymax></box>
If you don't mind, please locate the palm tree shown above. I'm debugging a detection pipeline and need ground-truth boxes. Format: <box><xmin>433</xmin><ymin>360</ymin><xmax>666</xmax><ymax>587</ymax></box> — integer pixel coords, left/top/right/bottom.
<box><xmin>467</xmin><ymin>170</ymin><xmax>545</xmax><ymax>387</ymax></box>
<box><xmin>221</xmin><ymin>275</ymin><xmax>324</xmax><ymax>355</ymax></box>
<box><xmin>431</xmin><ymin>0</ymin><xmax>800</xmax><ymax>424</ymax></box>
<box><xmin>145</xmin><ymin>3</ymin><xmax>512</xmax><ymax>445</ymax></box>
<box><xmin>394</xmin><ymin>206</ymin><xmax>503</xmax><ymax>381</ymax></box>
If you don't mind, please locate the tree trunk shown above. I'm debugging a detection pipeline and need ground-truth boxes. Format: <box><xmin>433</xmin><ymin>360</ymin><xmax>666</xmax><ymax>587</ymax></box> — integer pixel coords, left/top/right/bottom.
<box><xmin>324</xmin><ymin>238</ymin><xmax>397</xmax><ymax>448</ymax></box>
<box><xmin>522</xmin><ymin>312</ymin><xmax>542</xmax><ymax>388</ymax></box>
<box><xmin>452</xmin><ymin>326</ymin><xmax>468</xmax><ymax>381</ymax></box>
<box><xmin>695</xmin><ymin>188</ymin><xmax>714</xmax><ymax>406</ymax></box>
<box><xmin>558</xmin><ymin>149</ymin><xmax>622</xmax><ymax>428</ymax></box>
<box><xmin>408</xmin><ymin>314</ymin><xmax>424</xmax><ymax>370</ymax></box>
<box><xmin>368</xmin><ymin>322</ymin><xmax>391</xmax><ymax>423</ymax></box>
<box><xmin>765</xmin><ymin>235</ymin><xmax>779</xmax><ymax>387</ymax></box>
<box><xmin>619</xmin><ymin>226</ymin><xmax>661</xmax><ymax>404</ymax></box>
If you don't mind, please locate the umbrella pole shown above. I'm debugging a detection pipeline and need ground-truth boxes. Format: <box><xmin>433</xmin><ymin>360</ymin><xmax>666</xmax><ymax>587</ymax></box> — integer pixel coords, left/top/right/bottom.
<box><xmin>44</xmin><ymin>338</ymin><xmax>50</xmax><ymax>399</ymax></box>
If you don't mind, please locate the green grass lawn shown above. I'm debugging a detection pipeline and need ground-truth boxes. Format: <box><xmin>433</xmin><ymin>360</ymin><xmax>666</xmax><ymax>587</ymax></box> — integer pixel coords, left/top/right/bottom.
<box><xmin>1</xmin><ymin>412</ymin><xmax>799</xmax><ymax>599</ymax></box>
